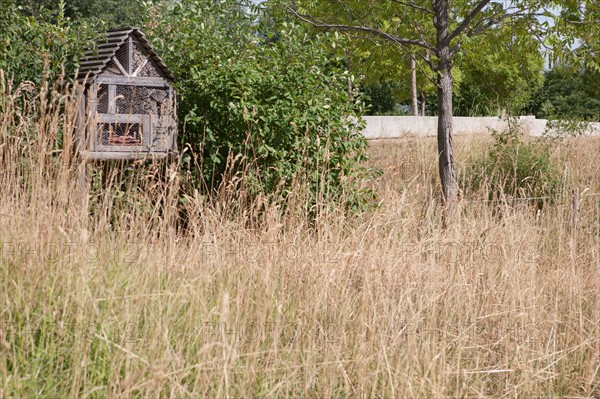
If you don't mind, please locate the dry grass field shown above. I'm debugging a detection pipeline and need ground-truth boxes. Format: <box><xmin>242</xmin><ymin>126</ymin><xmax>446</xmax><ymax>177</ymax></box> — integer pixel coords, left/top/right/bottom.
<box><xmin>1</xmin><ymin>75</ymin><xmax>600</xmax><ymax>397</ymax></box>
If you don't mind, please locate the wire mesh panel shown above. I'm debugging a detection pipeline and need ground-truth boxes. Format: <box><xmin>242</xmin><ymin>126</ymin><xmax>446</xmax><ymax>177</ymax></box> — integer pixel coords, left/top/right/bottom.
<box><xmin>138</xmin><ymin>61</ymin><xmax>162</xmax><ymax>78</ymax></box>
<box><xmin>131</xmin><ymin>41</ymin><xmax>162</xmax><ymax>78</ymax></box>
<box><xmin>114</xmin><ymin>86</ymin><xmax>170</xmax><ymax>116</ymax></box>
<box><xmin>98</xmin><ymin>122</ymin><xmax>142</xmax><ymax>146</ymax></box>
<box><xmin>131</xmin><ymin>41</ymin><xmax>147</xmax><ymax>73</ymax></box>
<box><xmin>115</xmin><ymin>85</ymin><xmax>145</xmax><ymax>115</ymax></box>
<box><xmin>97</xmin><ymin>84</ymin><xmax>108</xmax><ymax>113</ymax></box>
<box><xmin>115</xmin><ymin>41</ymin><xmax>130</xmax><ymax>75</ymax></box>
<box><xmin>104</xmin><ymin>60</ymin><xmax>123</xmax><ymax>75</ymax></box>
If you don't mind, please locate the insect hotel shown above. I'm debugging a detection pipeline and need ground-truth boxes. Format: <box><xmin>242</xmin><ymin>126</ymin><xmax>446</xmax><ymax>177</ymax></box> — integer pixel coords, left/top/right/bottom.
<box><xmin>75</xmin><ymin>27</ymin><xmax>177</xmax><ymax>160</ymax></box>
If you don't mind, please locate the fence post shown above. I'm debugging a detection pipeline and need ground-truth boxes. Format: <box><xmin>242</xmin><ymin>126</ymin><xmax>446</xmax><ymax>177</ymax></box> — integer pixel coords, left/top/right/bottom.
<box><xmin>572</xmin><ymin>188</ymin><xmax>580</xmax><ymax>233</ymax></box>
<box><xmin>570</xmin><ymin>188</ymin><xmax>580</xmax><ymax>266</ymax></box>
<box><xmin>78</xmin><ymin>158</ymin><xmax>89</xmax><ymax>221</ymax></box>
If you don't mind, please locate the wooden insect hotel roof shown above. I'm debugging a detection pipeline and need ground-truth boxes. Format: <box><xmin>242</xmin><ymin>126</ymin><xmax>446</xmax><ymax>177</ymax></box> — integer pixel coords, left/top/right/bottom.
<box><xmin>76</xmin><ymin>27</ymin><xmax>175</xmax><ymax>82</ymax></box>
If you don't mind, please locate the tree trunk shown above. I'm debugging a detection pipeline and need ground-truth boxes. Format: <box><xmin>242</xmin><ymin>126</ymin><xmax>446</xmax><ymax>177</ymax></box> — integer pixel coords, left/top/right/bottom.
<box><xmin>436</xmin><ymin>65</ymin><xmax>457</xmax><ymax>211</ymax></box>
<box><xmin>410</xmin><ymin>57</ymin><xmax>418</xmax><ymax>116</ymax></box>
<box><xmin>433</xmin><ymin>0</ymin><xmax>457</xmax><ymax>214</ymax></box>
<box><xmin>420</xmin><ymin>90</ymin><xmax>426</xmax><ymax>116</ymax></box>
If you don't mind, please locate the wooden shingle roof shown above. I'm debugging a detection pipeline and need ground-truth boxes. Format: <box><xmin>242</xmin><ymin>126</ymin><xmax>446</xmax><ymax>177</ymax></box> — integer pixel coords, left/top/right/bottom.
<box><xmin>75</xmin><ymin>27</ymin><xmax>175</xmax><ymax>82</ymax></box>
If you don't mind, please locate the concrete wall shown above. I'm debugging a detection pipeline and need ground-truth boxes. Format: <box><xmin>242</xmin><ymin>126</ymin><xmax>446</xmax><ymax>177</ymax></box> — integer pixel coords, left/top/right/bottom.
<box><xmin>361</xmin><ymin>115</ymin><xmax>600</xmax><ymax>139</ymax></box>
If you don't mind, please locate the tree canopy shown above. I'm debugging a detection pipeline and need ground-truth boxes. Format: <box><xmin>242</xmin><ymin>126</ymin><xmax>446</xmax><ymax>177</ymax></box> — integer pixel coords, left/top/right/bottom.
<box><xmin>454</xmin><ymin>23</ymin><xmax>545</xmax><ymax>116</ymax></box>
<box><xmin>280</xmin><ymin>0</ymin><xmax>598</xmax><ymax>213</ymax></box>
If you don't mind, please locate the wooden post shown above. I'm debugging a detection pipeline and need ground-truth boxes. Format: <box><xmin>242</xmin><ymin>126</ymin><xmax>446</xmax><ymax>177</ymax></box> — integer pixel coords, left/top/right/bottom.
<box><xmin>410</xmin><ymin>57</ymin><xmax>418</xmax><ymax>116</ymax></box>
<box><xmin>572</xmin><ymin>188</ymin><xmax>580</xmax><ymax>232</ymax></box>
<box><xmin>78</xmin><ymin>158</ymin><xmax>88</xmax><ymax>219</ymax></box>
<box><xmin>570</xmin><ymin>188</ymin><xmax>580</xmax><ymax>266</ymax></box>
<box><xmin>75</xmin><ymin>84</ymin><xmax>89</xmax><ymax>221</ymax></box>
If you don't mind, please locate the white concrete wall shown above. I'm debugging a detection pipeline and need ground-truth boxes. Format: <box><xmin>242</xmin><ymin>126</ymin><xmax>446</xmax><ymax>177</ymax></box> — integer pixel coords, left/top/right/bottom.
<box><xmin>361</xmin><ymin>115</ymin><xmax>600</xmax><ymax>139</ymax></box>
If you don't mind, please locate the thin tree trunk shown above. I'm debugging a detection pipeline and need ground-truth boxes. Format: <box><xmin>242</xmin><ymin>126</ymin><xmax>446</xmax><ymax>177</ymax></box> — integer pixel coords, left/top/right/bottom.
<box><xmin>410</xmin><ymin>57</ymin><xmax>418</xmax><ymax>116</ymax></box>
<box><xmin>420</xmin><ymin>90</ymin><xmax>426</xmax><ymax>116</ymax></box>
<box><xmin>433</xmin><ymin>0</ymin><xmax>457</xmax><ymax>214</ymax></box>
<box><xmin>437</xmin><ymin>65</ymin><xmax>457</xmax><ymax>211</ymax></box>
<box><xmin>346</xmin><ymin>52</ymin><xmax>353</xmax><ymax>100</ymax></box>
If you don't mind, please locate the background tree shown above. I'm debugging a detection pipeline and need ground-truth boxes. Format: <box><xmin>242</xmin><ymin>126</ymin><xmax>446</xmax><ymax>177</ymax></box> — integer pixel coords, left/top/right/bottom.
<box><xmin>527</xmin><ymin>1</ymin><xmax>600</xmax><ymax>121</ymax></box>
<box><xmin>528</xmin><ymin>65</ymin><xmax>600</xmax><ymax>120</ymax></box>
<box><xmin>293</xmin><ymin>1</ymin><xmax>435</xmax><ymax>116</ymax></box>
<box><xmin>282</xmin><ymin>0</ymin><xmax>582</xmax><ymax>214</ymax></box>
<box><xmin>453</xmin><ymin>23</ymin><xmax>545</xmax><ymax>116</ymax></box>
<box><xmin>362</xmin><ymin>79</ymin><xmax>401</xmax><ymax>115</ymax></box>
<box><xmin>356</xmin><ymin>42</ymin><xmax>438</xmax><ymax>116</ymax></box>
<box><xmin>549</xmin><ymin>0</ymin><xmax>600</xmax><ymax>70</ymax></box>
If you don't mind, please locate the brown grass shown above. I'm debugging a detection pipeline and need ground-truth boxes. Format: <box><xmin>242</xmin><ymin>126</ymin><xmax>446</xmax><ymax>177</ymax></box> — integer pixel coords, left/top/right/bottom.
<box><xmin>1</xmin><ymin>73</ymin><xmax>600</xmax><ymax>398</ymax></box>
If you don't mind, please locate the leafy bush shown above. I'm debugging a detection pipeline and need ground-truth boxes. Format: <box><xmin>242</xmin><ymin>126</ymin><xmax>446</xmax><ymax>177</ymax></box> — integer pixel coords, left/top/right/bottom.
<box><xmin>0</xmin><ymin>0</ymin><xmax>99</xmax><ymax>85</ymax></box>
<box><xmin>461</xmin><ymin>119</ymin><xmax>562</xmax><ymax>208</ymax></box>
<box><xmin>149</xmin><ymin>0</ymin><xmax>375</xmax><ymax>211</ymax></box>
<box><xmin>528</xmin><ymin>66</ymin><xmax>600</xmax><ymax>121</ymax></box>
<box><xmin>362</xmin><ymin>79</ymin><xmax>401</xmax><ymax>116</ymax></box>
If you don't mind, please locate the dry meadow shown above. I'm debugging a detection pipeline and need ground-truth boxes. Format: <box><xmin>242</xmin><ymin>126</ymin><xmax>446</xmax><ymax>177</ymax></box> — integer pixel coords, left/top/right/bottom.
<box><xmin>1</xmin><ymin>74</ymin><xmax>600</xmax><ymax>397</ymax></box>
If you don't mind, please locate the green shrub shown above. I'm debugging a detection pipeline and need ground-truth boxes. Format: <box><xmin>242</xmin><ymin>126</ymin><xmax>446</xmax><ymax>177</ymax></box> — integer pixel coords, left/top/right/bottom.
<box><xmin>0</xmin><ymin>0</ymin><xmax>99</xmax><ymax>85</ymax></box>
<box><xmin>461</xmin><ymin>119</ymin><xmax>562</xmax><ymax>208</ymax></box>
<box><xmin>528</xmin><ymin>66</ymin><xmax>600</xmax><ymax>121</ymax></box>
<box><xmin>149</xmin><ymin>0</ymin><xmax>375</xmax><ymax>212</ymax></box>
<box><xmin>362</xmin><ymin>79</ymin><xmax>401</xmax><ymax>116</ymax></box>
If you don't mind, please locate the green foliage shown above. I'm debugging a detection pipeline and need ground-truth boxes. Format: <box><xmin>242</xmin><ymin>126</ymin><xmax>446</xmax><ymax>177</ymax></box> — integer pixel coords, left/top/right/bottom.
<box><xmin>362</xmin><ymin>79</ymin><xmax>403</xmax><ymax>115</ymax></box>
<box><xmin>549</xmin><ymin>1</ymin><xmax>600</xmax><ymax>72</ymax></box>
<box><xmin>454</xmin><ymin>25</ymin><xmax>545</xmax><ymax>116</ymax></box>
<box><xmin>528</xmin><ymin>66</ymin><xmax>600</xmax><ymax>121</ymax></box>
<box><xmin>9</xmin><ymin>0</ymin><xmax>149</xmax><ymax>27</ymax></box>
<box><xmin>149</xmin><ymin>0</ymin><xmax>374</xmax><ymax>210</ymax></box>
<box><xmin>62</xmin><ymin>0</ymin><xmax>149</xmax><ymax>27</ymax></box>
<box><xmin>284</xmin><ymin>0</ymin><xmax>439</xmax><ymax>115</ymax></box>
<box><xmin>462</xmin><ymin>119</ymin><xmax>562</xmax><ymax>208</ymax></box>
<box><xmin>0</xmin><ymin>0</ymin><xmax>99</xmax><ymax>84</ymax></box>
<box><xmin>285</xmin><ymin>0</ymin><xmax>599</xmax><ymax>121</ymax></box>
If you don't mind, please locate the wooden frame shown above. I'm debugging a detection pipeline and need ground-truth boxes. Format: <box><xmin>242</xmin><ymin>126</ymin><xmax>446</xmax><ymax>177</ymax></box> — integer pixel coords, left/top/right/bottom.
<box><xmin>95</xmin><ymin>76</ymin><xmax>170</xmax><ymax>87</ymax></box>
<box><xmin>76</xmin><ymin>28</ymin><xmax>177</xmax><ymax>162</ymax></box>
<box><xmin>80</xmin><ymin>150</ymin><xmax>172</xmax><ymax>161</ymax></box>
<box><xmin>94</xmin><ymin>114</ymin><xmax>150</xmax><ymax>152</ymax></box>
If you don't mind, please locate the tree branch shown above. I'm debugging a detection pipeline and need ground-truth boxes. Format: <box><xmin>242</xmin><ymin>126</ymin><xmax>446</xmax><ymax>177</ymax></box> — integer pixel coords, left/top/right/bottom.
<box><xmin>390</xmin><ymin>0</ymin><xmax>434</xmax><ymax>15</ymax></box>
<box><xmin>449</xmin><ymin>9</ymin><xmax>544</xmax><ymax>55</ymax></box>
<box><xmin>563</xmin><ymin>19</ymin><xmax>600</xmax><ymax>25</ymax></box>
<box><xmin>412</xmin><ymin>51</ymin><xmax>439</xmax><ymax>87</ymax></box>
<box><xmin>448</xmin><ymin>0</ymin><xmax>492</xmax><ymax>43</ymax></box>
<box><xmin>469</xmin><ymin>11</ymin><xmax>545</xmax><ymax>37</ymax></box>
<box><xmin>287</xmin><ymin>6</ymin><xmax>434</xmax><ymax>52</ymax></box>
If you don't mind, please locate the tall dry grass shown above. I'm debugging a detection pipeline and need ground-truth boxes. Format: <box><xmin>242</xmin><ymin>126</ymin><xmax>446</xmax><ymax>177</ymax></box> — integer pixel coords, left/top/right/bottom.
<box><xmin>1</xmin><ymin>73</ymin><xmax>600</xmax><ymax>398</ymax></box>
